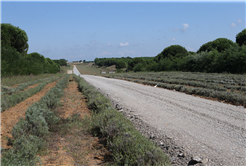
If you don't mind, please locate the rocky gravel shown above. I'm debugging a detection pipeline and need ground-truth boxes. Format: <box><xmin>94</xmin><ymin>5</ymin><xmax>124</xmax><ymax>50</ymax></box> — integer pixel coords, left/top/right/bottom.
<box><xmin>78</xmin><ymin>71</ymin><xmax>246</xmax><ymax>166</ymax></box>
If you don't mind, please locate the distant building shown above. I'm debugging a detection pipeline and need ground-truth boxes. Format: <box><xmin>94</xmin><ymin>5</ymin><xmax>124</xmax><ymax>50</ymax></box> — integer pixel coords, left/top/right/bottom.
<box><xmin>108</xmin><ymin>71</ymin><xmax>115</xmax><ymax>74</ymax></box>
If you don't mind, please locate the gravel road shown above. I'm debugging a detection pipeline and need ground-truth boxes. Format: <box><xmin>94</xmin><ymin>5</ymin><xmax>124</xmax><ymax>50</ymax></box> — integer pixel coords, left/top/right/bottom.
<box><xmin>75</xmin><ymin>67</ymin><xmax>246</xmax><ymax>165</ymax></box>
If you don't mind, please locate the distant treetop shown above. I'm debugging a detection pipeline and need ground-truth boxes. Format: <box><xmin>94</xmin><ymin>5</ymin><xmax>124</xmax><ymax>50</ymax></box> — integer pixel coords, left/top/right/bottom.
<box><xmin>155</xmin><ymin>45</ymin><xmax>188</xmax><ymax>62</ymax></box>
<box><xmin>197</xmin><ymin>38</ymin><xmax>234</xmax><ymax>53</ymax></box>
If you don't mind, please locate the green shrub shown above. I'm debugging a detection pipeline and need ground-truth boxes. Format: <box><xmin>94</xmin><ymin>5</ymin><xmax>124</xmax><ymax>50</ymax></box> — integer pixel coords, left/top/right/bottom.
<box><xmin>1</xmin><ymin>135</ymin><xmax>43</xmax><ymax>166</ymax></box>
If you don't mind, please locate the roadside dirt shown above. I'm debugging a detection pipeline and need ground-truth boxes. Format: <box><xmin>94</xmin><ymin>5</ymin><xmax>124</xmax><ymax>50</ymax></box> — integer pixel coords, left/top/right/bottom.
<box><xmin>40</xmin><ymin>77</ymin><xmax>111</xmax><ymax>166</ymax></box>
<box><xmin>1</xmin><ymin>81</ymin><xmax>58</xmax><ymax>149</ymax></box>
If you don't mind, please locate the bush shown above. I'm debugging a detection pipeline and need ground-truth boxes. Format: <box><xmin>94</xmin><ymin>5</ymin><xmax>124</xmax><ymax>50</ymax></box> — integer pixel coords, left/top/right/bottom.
<box><xmin>1</xmin><ymin>135</ymin><xmax>43</xmax><ymax>166</ymax></box>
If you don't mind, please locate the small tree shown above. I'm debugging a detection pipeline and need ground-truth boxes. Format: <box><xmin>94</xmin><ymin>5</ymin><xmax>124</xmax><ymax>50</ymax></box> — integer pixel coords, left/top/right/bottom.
<box><xmin>236</xmin><ymin>29</ymin><xmax>246</xmax><ymax>46</ymax></box>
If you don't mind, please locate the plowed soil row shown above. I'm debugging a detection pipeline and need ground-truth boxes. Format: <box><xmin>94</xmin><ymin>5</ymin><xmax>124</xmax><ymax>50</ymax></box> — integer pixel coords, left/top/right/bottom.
<box><xmin>1</xmin><ymin>80</ymin><xmax>59</xmax><ymax>149</ymax></box>
<box><xmin>40</xmin><ymin>77</ymin><xmax>110</xmax><ymax>166</ymax></box>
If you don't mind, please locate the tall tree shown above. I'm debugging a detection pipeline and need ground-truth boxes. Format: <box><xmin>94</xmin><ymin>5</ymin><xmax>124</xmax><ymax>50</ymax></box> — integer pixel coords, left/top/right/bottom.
<box><xmin>1</xmin><ymin>23</ymin><xmax>29</xmax><ymax>54</ymax></box>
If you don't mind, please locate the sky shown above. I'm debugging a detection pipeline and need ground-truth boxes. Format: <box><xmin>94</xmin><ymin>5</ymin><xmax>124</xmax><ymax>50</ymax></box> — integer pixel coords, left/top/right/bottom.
<box><xmin>1</xmin><ymin>0</ymin><xmax>245</xmax><ymax>62</ymax></box>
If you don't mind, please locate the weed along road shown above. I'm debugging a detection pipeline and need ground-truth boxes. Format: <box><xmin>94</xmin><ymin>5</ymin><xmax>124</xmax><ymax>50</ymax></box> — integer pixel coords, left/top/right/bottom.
<box><xmin>76</xmin><ymin>68</ymin><xmax>246</xmax><ymax>165</ymax></box>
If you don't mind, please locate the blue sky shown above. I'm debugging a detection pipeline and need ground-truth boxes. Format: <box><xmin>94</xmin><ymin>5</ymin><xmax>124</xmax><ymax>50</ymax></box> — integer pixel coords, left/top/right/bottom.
<box><xmin>1</xmin><ymin>0</ymin><xmax>245</xmax><ymax>62</ymax></box>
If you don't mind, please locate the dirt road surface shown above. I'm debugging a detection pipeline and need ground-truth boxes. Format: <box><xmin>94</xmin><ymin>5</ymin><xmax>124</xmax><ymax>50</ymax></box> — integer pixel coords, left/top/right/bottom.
<box><xmin>75</xmin><ymin>67</ymin><xmax>246</xmax><ymax>165</ymax></box>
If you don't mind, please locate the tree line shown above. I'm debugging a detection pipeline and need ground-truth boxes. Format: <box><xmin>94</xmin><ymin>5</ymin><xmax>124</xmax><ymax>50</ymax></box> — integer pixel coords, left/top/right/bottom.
<box><xmin>95</xmin><ymin>29</ymin><xmax>246</xmax><ymax>74</ymax></box>
<box><xmin>1</xmin><ymin>23</ymin><xmax>67</xmax><ymax>77</ymax></box>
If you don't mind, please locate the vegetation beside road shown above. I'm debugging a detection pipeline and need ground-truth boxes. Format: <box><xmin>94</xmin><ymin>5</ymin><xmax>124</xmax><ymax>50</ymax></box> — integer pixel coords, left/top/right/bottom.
<box><xmin>104</xmin><ymin>72</ymin><xmax>246</xmax><ymax>107</ymax></box>
<box><xmin>74</xmin><ymin>75</ymin><xmax>171</xmax><ymax>166</ymax></box>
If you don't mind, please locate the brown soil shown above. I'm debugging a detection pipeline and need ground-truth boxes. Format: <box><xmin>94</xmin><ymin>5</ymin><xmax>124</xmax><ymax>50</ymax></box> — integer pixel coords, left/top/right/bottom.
<box><xmin>1</xmin><ymin>81</ymin><xmax>59</xmax><ymax>149</ymax></box>
<box><xmin>40</xmin><ymin>77</ymin><xmax>111</xmax><ymax>166</ymax></box>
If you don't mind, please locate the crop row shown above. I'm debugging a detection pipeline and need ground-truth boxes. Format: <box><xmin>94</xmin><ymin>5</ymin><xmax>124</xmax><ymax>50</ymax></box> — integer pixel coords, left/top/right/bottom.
<box><xmin>107</xmin><ymin>71</ymin><xmax>246</xmax><ymax>86</ymax></box>
<box><xmin>1</xmin><ymin>76</ymin><xmax>59</xmax><ymax>95</ymax></box>
<box><xmin>1</xmin><ymin>75</ymin><xmax>63</xmax><ymax>112</ymax></box>
<box><xmin>105</xmin><ymin>73</ymin><xmax>246</xmax><ymax>94</ymax></box>
<box><xmin>120</xmin><ymin>78</ymin><xmax>246</xmax><ymax>107</ymax></box>
<box><xmin>73</xmin><ymin>75</ymin><xmax>170</xmax><ymax>166</ymax></box>
<box><xmin>1</xmin><ymin>74</ymin><xmax>69</xmax><ymax>166</ymax></box>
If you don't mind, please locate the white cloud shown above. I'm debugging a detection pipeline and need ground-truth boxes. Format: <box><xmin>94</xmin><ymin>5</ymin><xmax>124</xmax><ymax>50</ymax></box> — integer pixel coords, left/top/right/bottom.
<box><xmin>238</xmin><ymin>19</ymin><xmax>242</xmax><ymax>23</ymax></box>
<box><xmin>168</xmin><ymin>37</ymin><xmax>176</xmax><ymax>41</ymax></box>
<box><xmin>181</xmin><ymin>23</ymin><xmax>189</xmax><ymax>32</ymax></box>
<box><xmin>107</xmin><ymin>43</ymin><xmax>111</xmax><ymax>46</ymax></box>
<box><xmin>118</xmin><ymin>52</ymin><xmax>124</xmax><ymax>56</ymax></box>
<box><xmin>119</xmin><ymin>42</ymin><xmax>129</xmax><ymax>47</ymax></box>
<box><xmin>231</xmin><ymin>22</ymin><xmax>237</xmax><ymax>27</ymax></box>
